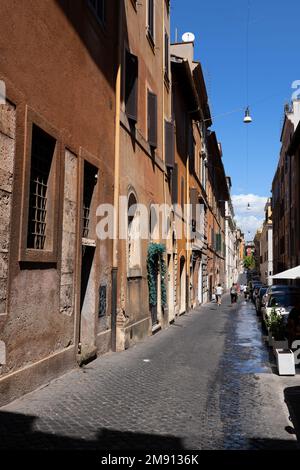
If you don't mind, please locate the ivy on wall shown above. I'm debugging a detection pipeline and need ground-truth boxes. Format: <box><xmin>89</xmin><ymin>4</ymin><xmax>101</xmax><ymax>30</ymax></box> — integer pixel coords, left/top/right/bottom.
<box><xmin>147</xmin><ymin>243</ymin><xmax>167</xmax><ymax>308</ymax></box>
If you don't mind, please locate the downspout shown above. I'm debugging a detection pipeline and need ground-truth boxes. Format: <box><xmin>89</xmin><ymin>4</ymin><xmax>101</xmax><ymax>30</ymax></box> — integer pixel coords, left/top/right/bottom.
<box><xmin>111</xmin><ymin>0</ymin><xmax>123</xmax><ymax>352</ymax></box>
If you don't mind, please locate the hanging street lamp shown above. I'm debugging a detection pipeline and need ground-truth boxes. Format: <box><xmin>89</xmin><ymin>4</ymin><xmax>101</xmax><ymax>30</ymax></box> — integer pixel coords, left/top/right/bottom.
<box><xmin>243</xmin><ymin>106</ymin><xmax>252</xmax><ymax>124</ymax></box>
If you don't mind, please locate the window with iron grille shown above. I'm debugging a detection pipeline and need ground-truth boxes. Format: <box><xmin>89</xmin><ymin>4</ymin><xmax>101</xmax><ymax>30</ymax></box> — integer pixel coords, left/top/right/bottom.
<box><xmin>83</xmin><ymin>161</ymin><xmax>98</xmax><ymax>239</ymax></box>
<box><xmin>88</xmin><ymin>0</ymin><xmax>105</xmax><ymax>25</ymax></box>
<box><xmin>27</xmin><ymin>125</ymin><xmax>56</xmax><ymax>250</ymax></box>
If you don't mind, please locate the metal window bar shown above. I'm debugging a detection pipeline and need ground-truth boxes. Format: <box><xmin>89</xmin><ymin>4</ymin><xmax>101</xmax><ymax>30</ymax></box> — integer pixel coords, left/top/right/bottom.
<box><xmin>82</xmin><ymin>205</ymin><xmax>90</xmax><ymax>238</ymax></box>
<box><xmin>27</xmin><ymin>130</ymin><xmax>53</xmax><ymax>250</ymax></box>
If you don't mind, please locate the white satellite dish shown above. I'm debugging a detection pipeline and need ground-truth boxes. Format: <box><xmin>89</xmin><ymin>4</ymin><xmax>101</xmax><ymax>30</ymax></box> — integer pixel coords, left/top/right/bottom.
<box><xmin>182</xmin><ymin>32</ymin><xmax>195</xmax><ymax>43</ymax></box>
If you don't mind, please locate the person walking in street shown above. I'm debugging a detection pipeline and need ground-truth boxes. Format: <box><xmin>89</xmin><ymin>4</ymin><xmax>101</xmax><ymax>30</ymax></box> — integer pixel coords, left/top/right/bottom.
<box><xmin>230</xmin><ymin>283</ymin><xmax>238</xmax><ymax>304</ymax></box>
<box><xmin>215</xmin><ymin>283</ymin><xmax>224</xmax><ymax>306</ymax></box>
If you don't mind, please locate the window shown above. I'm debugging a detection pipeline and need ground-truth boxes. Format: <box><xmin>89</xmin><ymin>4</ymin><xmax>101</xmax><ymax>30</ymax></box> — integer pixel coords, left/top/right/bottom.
<box><xmin>165</xmin><ymin>119</ymin><xmax>174</xmax><ymax>169</ymax></box>
<box><xmin>128</xmin><ymin>192</ymin><xmax>141</xmax><ymax>274</ymax></box>
<box><xmin>201</xmin><ymin>152</ymin><xmax>206</xmax><ymax>189</ymax></box>
<box><xmin>148</xmin><ymin>90</ymin><xmax>157</xmax><ymax>148</ymax></box>
<box><xmin>147</xmin><ymin>0</ymin><xmax>154</xmax><ymax>43</ymax></box>
<box><xmin>20</xmin><ymin>116</ymin><xmax>61</xmax><ymax>264</ymax></box>
<box><xmin>82</xmin><ymin>161</ymin><xmax>98</xmax><ymax>240</ymax></box>
<box><xmin>164</xmin><ymin>31</ymin><xmax>169</xmax><ymax>81</ymax></box>
<box><xmin>27</xmin><ymin>125</ymin><xmax>56</xmax><ymax>250</ymax></box>
<box><xmin>125</xmin><ymin>50</ymin><xmax>138</xmax><ymax>122</ymax></box>
<box><xmin>171</xmin><ymin>163</ymin><xmax>178</xmax><ymax>205</ymax></box>
<box><xmin>88</xmin><ymin>0</ymin><xmax>105</xmax><ymax>25</ymax></box>
<box><xmin>181</xmin><ymin>176</ymin><xmax>185</xmax><ymax>211</ymax></box>
<box><xmin>188</xmin><ymin>120</ymin><xmax>195</xmax><ymax>173</ymax></box>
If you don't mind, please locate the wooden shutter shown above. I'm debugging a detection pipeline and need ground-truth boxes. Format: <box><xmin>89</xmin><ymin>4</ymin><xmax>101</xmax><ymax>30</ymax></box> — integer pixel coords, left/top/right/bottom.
<box><xmin>125</xmin><ymin>51</ymin><xmax>138</xmax><ymax>122</ymax></box>
<box><xmin>164</xmin><ymin>31</ymin><xmax>169</xmax><ymax>78</ymax></box>
<box><xmin>148</xmin><ymin>91</ymin><xmax>157</xmax><ymax>148</ymax></box>
<box><xmin>172</xmin><ymin>163</ymin><xmax>178</xmax><ymax>205</ymax></box>
<box><xmin>188</xmin><ymin>121</ymin><xmax>195</xmax><ymax>173</ymax></box>
<box><xmin>148</xmin><ymin>0</ymin><xmax>154</xmax><ymax>39</ymax></box>
<box><xmin>165</xmin><ymin>120</ymin><xmax>174</xmax><ymax>168</ymax></box>
<box><xmin>189</xmin><ymin>187</ymin><xmax>198</xmax><ymax>222</ymax></box>
<box><xmin>181</xmin><ymin>176</ymin><xmax>185</xmax><ymax>210</ymax></box>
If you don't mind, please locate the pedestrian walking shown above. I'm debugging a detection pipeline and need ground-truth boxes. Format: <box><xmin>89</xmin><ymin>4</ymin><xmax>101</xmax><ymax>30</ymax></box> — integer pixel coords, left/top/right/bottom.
<box><xmin>230</xmin><ymin>283</ymin><xmax>238</xmax><ymax>304</ymax></box>
<box><xmin>215</xmin><ymin>283</ymin><xmax>224</xmax><ymax>306</ymax></box>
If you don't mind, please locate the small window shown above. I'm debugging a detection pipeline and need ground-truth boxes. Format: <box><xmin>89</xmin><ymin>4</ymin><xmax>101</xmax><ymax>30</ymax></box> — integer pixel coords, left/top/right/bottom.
<box><xmin>148</xmin><ymin>90</ymin><xmax>157</xmax><ymax>148</ymax></box>
<box><xmin>181</xmin><ymin>176</ymin><xmax>185</xmax><ymax>210</ymax></box>
<box><xmin>27</xmin><ymin>125</ymin><xmax>56</xmax><ymax>250</ymax></box>
<box><xmin>171</xmin><ymin>163</ymin><xmax>178</xmax><ymax>205</ymax></box>
<box><xmin>88</xmin><ymin>0</ymin><xmax>105</xmax><ymax>25</ymax></box>
<box><xmin>147</xmin><ymin>0</ymin><xmax>154</xmax><ymax>43</ymax></box>
<box><xmin>165</xmin><ymin>119</ymin><xmax>174</xmax><ymax>169</ymax></box>
<box><xmin>164</xmin><ymin>31</ymin><xmax>169</xmax><ymax>81</ymax></box>
<box><xmin>82</xmin><ymin>161</ymin><xmax>98</xmax><ymax>240</ymax></box>
<box><xmin>125</xmin><ymin>50</ymin><xmax>138</xmax><ymax>122</ymax></box>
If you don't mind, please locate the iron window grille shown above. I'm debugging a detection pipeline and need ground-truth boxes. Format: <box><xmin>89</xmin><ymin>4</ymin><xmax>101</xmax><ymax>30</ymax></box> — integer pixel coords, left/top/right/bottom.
<box><xmin>27</xmin><ymin>125</ymin><xmax>56</xmax><ymax>250</ymax></box>
<box><xmin>82</xmin><ymin>161</ymin><xmax>98</xmax><ymax>239</ymax></box>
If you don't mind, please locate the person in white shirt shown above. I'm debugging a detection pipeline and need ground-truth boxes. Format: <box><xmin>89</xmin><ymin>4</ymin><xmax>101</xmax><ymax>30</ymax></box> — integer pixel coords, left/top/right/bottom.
<box><xmin>215</xmin><ymin>284</ymin><xmax>224</xmax><ymax>306</ymax></box>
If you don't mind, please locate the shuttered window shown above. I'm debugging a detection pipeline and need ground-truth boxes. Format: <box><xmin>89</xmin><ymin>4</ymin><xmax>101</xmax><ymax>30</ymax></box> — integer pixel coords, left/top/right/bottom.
<box><xmin>148</xmin><ymin>90</ymin><xmax>157</xmax><ymax>148</ymax></box>
<box><xmin>181</xmin><ymin>176</ymin><xmax>185</xmax><ymax>210</ymax></box>
<box><xmin>165</xmin><ymin>120</ymin><xmax>174</xmax><ymax>168</ymax></box>
<box><xmin>171</xmin><ymin>163</ymin><xmax>178</xmax><ymax>205</ymax></box>
<box><xmin>148</xmin><ymin>0</ymin><xmax>154</xmax><ymax>41</ymax></box>
<box><xmin>164</xmin><ymin>31</ymin><xmax>169</xmax><ymax>80</ymax></box>
<box><xmin>189</xmin><ymin>187</ymin><xmax>198</xmax><ymax>224</ymax></box>
<box><xmin>125</xmin><ymin>51</ymin><xmax>138</xmax><ymax>122</ymax></box>
<box><xmin>188</xmin><ymin>120</ymin><xmax>195</xmax><ymax>173</ymax></box>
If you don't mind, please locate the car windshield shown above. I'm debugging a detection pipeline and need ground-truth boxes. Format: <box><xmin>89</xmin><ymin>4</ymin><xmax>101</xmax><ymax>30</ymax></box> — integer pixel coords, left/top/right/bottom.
<box><xmin>259</xmin><ymin>288</ymin><xmax>267</xmax><ymax>298</ymax></box>
<box><xmin>268</xmin><ymin>293</ymin><xmax>300</xmax><ymax>308</ymax></box>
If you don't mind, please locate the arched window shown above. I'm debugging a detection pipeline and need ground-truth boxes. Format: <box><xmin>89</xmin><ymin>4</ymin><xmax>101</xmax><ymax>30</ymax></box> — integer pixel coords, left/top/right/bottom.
<box><xmin>128</xmin><ymin>192</ymin><xmax>141</xmax><ymax>271</ymax></box>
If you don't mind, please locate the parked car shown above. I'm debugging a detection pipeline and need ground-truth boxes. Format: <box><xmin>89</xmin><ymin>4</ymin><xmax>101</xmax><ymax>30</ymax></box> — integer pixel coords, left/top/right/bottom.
<box><xmin>249</xmin><ymin>281</ymin><xmax>262</xmax><ymax>301</ymax></box>
<box><xmin>252</xmin><ymin>283</ymin><xmax>264</xmax><ymax>303</ymax></box>
<box><xmin>263</xmin><ymin>285</ymin><xmax>300</xmax><ymax>308</ymax></box>
<box><xmin>255</xmin><ymin>286</ymin><xmax>268</xmax><ymax>315</ymax></box>
<box><xmin>261</xmin><ymin>291</ymin><xmax>300</xmax><ymax>327</ymax></box>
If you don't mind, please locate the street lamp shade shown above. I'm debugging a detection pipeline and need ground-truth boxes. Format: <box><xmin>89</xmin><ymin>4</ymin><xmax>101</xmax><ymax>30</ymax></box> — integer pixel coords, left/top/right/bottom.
<box><xmin>243</xmin><ymin>106</ymin><xmax>252</xmax><ymax>124</ymax></box>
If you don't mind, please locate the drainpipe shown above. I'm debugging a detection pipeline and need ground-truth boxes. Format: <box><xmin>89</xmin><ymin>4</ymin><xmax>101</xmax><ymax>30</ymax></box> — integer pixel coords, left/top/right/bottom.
<box><xmin>111</xmin><ymin>0</ymin><xmax>123</xmax><ymax>352</ymax></box>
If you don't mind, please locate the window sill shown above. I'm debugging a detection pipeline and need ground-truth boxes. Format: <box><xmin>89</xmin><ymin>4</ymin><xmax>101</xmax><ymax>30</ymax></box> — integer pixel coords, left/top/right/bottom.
<box><xmin>19</xmin><ymin>248</ymin><xmax>58</xmax><ymax>264</ymax></box>
<box><xmin>127</xmin><ymin>267</ymin><xmax>142</xmax><ymax>279</ymax></box>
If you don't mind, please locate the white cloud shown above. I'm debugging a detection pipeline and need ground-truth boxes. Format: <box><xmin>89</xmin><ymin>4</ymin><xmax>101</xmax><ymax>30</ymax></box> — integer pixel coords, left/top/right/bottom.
<box><xmin>232</xmin><ymin>194</ymin><xmax>269</xmax><ymax>240</ymax></box>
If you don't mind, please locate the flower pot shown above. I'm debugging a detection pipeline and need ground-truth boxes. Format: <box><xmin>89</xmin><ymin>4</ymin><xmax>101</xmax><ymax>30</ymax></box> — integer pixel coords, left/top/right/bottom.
<box><xmin>276</xmin><ymin>349</ymin><xmax>295</xmax><ymax>376</ymax></box>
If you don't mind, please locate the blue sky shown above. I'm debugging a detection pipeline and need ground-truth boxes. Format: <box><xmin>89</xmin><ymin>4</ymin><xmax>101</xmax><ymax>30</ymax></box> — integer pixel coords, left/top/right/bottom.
<box><xmin>171</xmin><ymin>0</ymin><xmax>300</xmax><ymax>238</ymax></box>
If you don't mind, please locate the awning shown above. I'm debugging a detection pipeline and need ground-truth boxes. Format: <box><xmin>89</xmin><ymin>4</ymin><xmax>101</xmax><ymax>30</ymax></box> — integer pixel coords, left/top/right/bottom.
<box><xmin>272</xmin><ymin>266</ymin><xmax>300</xmax><ymax>280</ymax></box>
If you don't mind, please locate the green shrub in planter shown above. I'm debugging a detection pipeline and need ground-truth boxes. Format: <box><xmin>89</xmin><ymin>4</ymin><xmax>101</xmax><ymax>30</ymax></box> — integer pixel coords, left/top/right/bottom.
<box><xmin>266</xmin><ymin>308</ymin><xmax>286</xmax><ymax>341</ymax></box>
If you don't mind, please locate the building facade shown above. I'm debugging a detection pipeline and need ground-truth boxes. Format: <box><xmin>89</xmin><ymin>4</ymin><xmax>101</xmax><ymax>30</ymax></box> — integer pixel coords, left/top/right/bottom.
<box><xmin>272</xmin><ymin>100</ymin><xmax>300</xmax><ymax>277</ymax></box>
<box><xmin>0</xmin><ymin>0</ymin><xmax>118</xmax><ymax>406</ymax></box>
<box><xmin>0</xmin><ymin>0</ymin><xmax>240</xmax><ymax>406</ymax></box>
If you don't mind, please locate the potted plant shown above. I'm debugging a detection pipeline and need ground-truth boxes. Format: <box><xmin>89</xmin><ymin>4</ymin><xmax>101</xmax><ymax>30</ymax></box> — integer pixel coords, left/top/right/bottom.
<box><xmin>267</xmin><ymin>308</ymin><xmax>288</xmax><ymax>353</ymax></box>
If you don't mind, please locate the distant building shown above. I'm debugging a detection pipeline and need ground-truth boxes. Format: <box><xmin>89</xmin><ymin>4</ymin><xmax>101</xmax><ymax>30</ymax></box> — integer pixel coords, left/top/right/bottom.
<box><xmin>260</xmin><ymin>198</ymin><xmax>273</xmax><ymax>286</ymax></box>
<box><xmin>254</xmin><ymin>229</ymin><xmax>262</xmax><ymax>274</ymax></box>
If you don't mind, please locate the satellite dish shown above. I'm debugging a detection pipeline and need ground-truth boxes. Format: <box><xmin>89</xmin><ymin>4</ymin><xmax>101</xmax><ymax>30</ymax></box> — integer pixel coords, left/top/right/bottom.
<box><xmin>182</xmin><ymin>32</ymin><xmax>195</xmax><ymax>43</ymax></box>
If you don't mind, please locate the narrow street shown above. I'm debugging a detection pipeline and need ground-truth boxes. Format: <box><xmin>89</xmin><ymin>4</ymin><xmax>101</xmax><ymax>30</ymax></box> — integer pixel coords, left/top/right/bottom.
<box><xmin>1</xmin><ymin>284</ymin><xmax>299</xmax><ymax>450</ymax></box>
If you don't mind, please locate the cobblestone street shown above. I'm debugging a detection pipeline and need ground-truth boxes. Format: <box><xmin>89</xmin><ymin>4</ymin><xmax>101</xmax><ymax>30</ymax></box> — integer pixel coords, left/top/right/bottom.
<box><xmin>1</xmin><ymin>294</ymin><xmax>300</xmax><ymax>450</ymax></box>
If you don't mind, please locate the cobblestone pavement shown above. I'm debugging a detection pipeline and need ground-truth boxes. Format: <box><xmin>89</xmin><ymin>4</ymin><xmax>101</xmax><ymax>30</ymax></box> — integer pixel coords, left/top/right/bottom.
<box><xmin>1</xmin><ymin>291</ymin><xmax>300</xmax><ymax>450</ymax></box>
